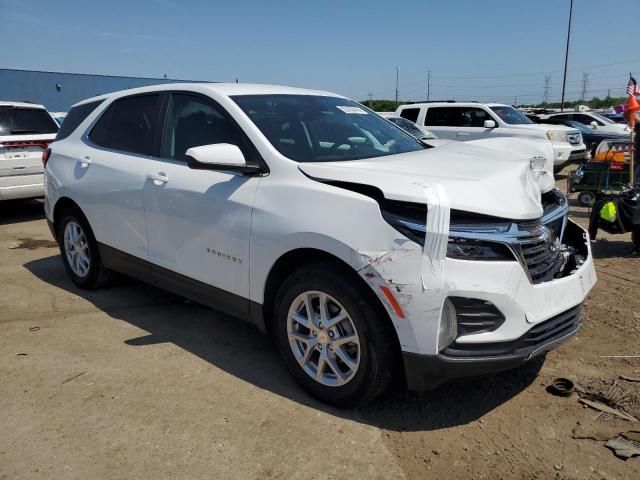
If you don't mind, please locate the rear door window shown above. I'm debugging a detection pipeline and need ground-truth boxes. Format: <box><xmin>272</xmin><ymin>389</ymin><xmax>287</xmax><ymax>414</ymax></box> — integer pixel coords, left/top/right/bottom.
<box><xmin>424</xmin><ymin>107</ymin><xmax>462</xmax><ymax>127</ymax></box>
<box><xmin>398</xmin><ymin>108</ymin><xmax>420</xmax><ymax>123</ymax></box>
<box><xmin>0</xmin><ymin>107</ymin><xmax>59</xmax><ymax>135</ymax></box>
<box><xmin>55</xmin><ymin>100</ymin><xmax>104</xmax><ymax>141</ymax></box>
<box><xmin>89</xmin><ymin>94</ymin><xmax>161</xmax><ymax>155</ymax></box>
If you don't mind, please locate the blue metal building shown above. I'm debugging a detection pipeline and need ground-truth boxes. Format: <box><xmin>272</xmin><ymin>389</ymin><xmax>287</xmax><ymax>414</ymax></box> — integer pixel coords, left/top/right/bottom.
<box><xmin>0</xmin><ymin>68</ymin><xmax>204</xmax><ymax>112</ymax></box>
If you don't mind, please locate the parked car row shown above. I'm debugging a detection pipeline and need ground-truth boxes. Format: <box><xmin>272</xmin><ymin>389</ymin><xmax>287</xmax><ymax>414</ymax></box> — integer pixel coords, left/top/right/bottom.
<box><xmin>40</xmin><ymin>83</ymin><xmax>596</xmax><ymax>406</ymax></box>
<box><xmin>393</xmin><ymin>102</ymin><xmax>586</xmax><ymax>172</ymax></box>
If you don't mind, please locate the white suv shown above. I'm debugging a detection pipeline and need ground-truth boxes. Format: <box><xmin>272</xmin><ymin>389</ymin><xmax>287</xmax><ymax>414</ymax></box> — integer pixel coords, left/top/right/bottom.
<box><xmin>45</xmin><ymin>84</ymin><xmax>596</xmax><ymax>406</ymax></box>
<box><xmin>395</xmin><ymin>102</ymin><xmax>586</xmax><ymax>171</ymax></box>
<box><xmin>0</xmin><ymin>101</ymin><xmax>58</xmax><ymax>200</ymax></box>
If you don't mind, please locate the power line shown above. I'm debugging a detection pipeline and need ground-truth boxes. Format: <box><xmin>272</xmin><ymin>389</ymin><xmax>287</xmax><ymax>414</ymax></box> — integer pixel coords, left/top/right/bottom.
<box><xmin>430</xmin><ymin>58</ymin><xmax>640</xmax><ymax>81</ymax></box>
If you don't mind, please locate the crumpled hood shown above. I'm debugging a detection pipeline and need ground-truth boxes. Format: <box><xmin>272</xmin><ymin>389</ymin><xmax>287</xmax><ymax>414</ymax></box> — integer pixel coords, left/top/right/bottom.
<box><xmin>299</xmin><ymin>142</ymin><xmax>545</xmax><ymax>220</ymax></box>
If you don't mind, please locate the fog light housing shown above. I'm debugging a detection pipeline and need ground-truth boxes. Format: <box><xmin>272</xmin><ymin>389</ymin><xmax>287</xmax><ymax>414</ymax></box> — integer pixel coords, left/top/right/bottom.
<box><xmin>438</xmin><ymin>298</ymin><xmax>458</xmax><ymax>351</ymax></box>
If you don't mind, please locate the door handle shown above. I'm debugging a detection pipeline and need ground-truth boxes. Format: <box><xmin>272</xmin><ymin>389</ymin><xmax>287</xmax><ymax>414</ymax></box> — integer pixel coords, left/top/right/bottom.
<box><xmin>457</xmin><ymin>132</ymin><xmax>470</xmax><ymax>136</ymax></box>
<box><xmin>147</xmin><ymin>172</ymin><xmax>169</xmax><ymax>184</ymax></box>
<box><xmin>80</xmin><ymin>156</ymin><xmax>92</xmax><ymax>166</ymax></box>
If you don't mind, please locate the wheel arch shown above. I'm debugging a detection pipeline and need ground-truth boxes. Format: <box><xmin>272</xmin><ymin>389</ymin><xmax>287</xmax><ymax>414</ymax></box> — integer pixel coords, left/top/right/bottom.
<box><xmin>52</xmin><ymin>196</ymin><xmax>84</xmax><ymax>233</ymax></box>
<box><xmin>259</xmin><ymin>247</ymin><xmax>404</xmax><ymax>380</ymax></box>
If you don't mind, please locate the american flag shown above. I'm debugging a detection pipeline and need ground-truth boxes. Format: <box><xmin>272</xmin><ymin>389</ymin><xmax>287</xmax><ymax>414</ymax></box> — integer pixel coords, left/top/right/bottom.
<box><xmin>627</xmin><ymin>75</ymin><xmax>640</xmax><ymax>96</ymax></box>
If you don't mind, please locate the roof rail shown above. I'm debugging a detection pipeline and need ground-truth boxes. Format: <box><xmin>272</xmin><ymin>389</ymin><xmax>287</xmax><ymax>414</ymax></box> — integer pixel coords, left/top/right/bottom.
<box><xmin>403</xmin><ymin>100</ymin><xmax>481</xmax><ymax>105</ymax></box>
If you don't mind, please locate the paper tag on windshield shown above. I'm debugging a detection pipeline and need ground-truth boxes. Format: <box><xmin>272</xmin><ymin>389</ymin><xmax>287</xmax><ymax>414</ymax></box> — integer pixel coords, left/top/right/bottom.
<box><xmin>336</xmin><ymin>106</ymin><xmax>367</xmax><ymax>114</ymax></box>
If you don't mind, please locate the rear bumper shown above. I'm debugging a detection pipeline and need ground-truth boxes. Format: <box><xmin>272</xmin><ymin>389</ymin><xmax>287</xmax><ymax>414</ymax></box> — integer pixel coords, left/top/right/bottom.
<box><xmin>0</xmin><ymin>174</ymin><xmax>44</xmax><ymax>200</ymax></box>
<box><xmin>403</xmin><ymin>304</ymin><xmax>581</xmax><ymax>390</ymax></box>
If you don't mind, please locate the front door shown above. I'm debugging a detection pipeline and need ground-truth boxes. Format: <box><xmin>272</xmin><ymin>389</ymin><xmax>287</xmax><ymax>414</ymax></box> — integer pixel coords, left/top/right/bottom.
<box><xmin>455</xmin><ymin>107</ymin><xmax>496</xmax><ymax>141</ymax></box>
<box><xmin>142</xmin><ymin>93</ymin><xmax>260</xmax><ymax>315</ymax></box>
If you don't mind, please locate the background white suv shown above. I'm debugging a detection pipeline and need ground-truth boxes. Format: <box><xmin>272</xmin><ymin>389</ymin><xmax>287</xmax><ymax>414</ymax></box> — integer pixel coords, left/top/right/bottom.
<box><xmin>0</xmin><ymin>101</ymin><xmax>58</xmax><ymax>200</ymax></box>
<box><xmin>395</xmin><ymin>102</ymin><xmax>586</xmax><ymax>171</ymax></box>
<box><xmin>45</xmin><ymin>84</ymin><xmax>595</xmax><ymax>406</ymax></box>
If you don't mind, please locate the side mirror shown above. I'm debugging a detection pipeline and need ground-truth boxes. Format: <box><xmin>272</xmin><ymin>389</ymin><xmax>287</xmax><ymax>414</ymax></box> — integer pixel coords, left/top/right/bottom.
<box><xmin>590</xmin><ymin>121</ymin><xmax>598</xmax><ymax>129</ymax></box>
<box><xmin>483</xmin><ymin>119</ymin><xmax>496</xmax><ymax>128</ymax></box>
<box><xmin>185</xmin><ymin>143</ymin><xmax>260</xmax><ymax>174</ymax></box>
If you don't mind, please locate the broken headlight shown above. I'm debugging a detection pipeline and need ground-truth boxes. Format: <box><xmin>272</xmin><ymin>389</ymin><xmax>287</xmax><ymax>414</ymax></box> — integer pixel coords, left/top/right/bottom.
<box><xmin>381</xmin><ymin>202</ymin><xmax>516</xmax><ymax>261</ymax></box>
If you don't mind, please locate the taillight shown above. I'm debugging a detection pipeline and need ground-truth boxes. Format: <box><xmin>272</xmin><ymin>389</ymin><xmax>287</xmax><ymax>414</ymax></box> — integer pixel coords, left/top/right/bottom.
<box><xmin>42</xmin><ymin>148</ymin><xmax>52</xmax><ymax>167</ymax></box>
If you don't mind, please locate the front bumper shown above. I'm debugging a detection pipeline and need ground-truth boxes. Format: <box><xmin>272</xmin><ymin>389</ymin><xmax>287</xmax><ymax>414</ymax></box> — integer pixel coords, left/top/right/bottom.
<box><xmin>553</xmin><ymin>144</ymin><xmax>586</xmax><ymax>166</ymax></box>
<box><xmin>403</xmin><ymin>304</ymin><xmax>581</xmax><ymax>390</ymax></box>
<box><xmin>365</xmin><ymin>218</ymin><xmax>596</xmax><ymax>390</ymax></box>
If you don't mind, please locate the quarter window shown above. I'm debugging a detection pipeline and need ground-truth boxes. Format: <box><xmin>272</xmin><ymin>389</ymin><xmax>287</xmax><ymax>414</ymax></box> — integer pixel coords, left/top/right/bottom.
<box><xmin>56</xmin><ymin>100</ymin><xmax>103</xmax><ymax>141</ymax></box>
<box><xmin>160</xmin><ymin>94</ymin><xmax>243</xmax><ymax>161</ymax></box>
<box><xmin>89</xmin><ymin>94</ymin><xmax>161</xmax><ymax>155</ymax></box>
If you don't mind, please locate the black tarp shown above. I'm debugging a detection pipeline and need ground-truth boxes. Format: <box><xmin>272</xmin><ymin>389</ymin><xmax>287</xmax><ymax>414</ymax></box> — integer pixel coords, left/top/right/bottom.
<box><xmin>588</xmin><ymin>186</ymin><xmax>640</xmax><ymax>238</ymax></box>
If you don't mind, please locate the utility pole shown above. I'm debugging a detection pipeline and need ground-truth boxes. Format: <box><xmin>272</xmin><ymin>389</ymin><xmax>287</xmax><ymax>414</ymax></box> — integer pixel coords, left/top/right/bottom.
<box><xmin>367</xmin><ymin>92</ymin><xmax>373</xmax><ymax>108</ymax></box>
<box><xmin>580</xmin><ymin>72</ymin><xmax>589</xmax><ymax>102</ymax></box>
<box><xmin>395</xmin><ymin>66</ymin><xmax>399</xmax><ymax>108</ymax></box>
<box><xmin>427</xmin><ymin>70</ymin><xmax>431</xmax><ymax>102</ymax></box>
<box><xmin>543</xmin><ymin>75</ymin><xmax>552</xmax><ymax>104</ymax></box>
<box><xmin>607</xmin><ymin>88</ymin><xmax>611</xmax><ymax>99</ymax></box>
<box><xmin>560</xmin><ymin>0</ymin><xmax>574</xmax><ymax>111</ymax></box>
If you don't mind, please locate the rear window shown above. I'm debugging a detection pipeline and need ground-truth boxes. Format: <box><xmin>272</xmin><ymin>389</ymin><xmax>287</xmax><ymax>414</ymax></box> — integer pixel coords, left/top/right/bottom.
<box><xmin>55</xmin><ymin>100</ymin><xmax>104</xmax><ymax>141</ymax></box>
<box><xmin>89</xmin><ymin>94</ymin><xmax>161</xmax><ymax>155</ymax></box>
<box><xmin>399</xmin><ymin>107</ymin><xmax>420</xmax><ymax>123</ymax></box>
<box><xmin>0</xmin><ymin>107</ymin><xmax>59</xmax><ymax>135</ymax></box>
<box><xmin>425</xmin><ymin>107</ymin><xmax>462</xmax><ymax>127</ymax></box>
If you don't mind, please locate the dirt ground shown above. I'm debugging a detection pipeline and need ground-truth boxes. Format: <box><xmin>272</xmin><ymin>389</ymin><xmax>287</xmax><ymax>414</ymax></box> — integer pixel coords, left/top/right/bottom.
<box><xmin>1</xmin><ymin>169</ymin><xmax>639</xmax><ymax>479</ymax></box>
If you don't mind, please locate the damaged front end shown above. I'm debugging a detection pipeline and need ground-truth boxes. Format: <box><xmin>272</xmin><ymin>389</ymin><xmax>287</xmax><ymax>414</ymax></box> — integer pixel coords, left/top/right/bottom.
<box><xmin>381</xmin><ymin>187</ymin><xmax>588</xmax><ymax>286</ymax></box>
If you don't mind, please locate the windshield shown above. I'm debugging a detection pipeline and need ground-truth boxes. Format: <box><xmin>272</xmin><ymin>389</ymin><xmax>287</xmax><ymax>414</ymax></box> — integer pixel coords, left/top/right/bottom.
<box><xmin>489</xmin><ymin>106</ymin><xmax>533</xmax><ymax>125</ymax></box>
<box><xmin>232</xmin><ymin>95</ymin><xmax>424</xmax><ymax>162</ymax></box>
<box><xmin>0</xmin><ymin>107</ymin><xmax>59</xmax><ymax>135</ymax></box>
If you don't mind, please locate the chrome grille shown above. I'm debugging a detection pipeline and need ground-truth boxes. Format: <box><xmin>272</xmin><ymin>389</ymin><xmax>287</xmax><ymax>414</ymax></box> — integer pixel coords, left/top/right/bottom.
<box><xmin>517</xmin><ymin>225</ymin><xmax>565</xmax><ymax>284</ymax></box>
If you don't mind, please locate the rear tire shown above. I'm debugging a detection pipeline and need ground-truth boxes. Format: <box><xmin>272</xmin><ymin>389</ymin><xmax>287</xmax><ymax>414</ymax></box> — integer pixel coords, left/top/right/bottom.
<box><xmin>632</xmin><ymin>229</ymin><xmax>640</xmax><ymax>250</ymax></box>
<box><xmin>273</xmin><ymin>263</ymin><xmax>396</xmax><ymax>407</ymax></box>
<box><xmin>57</xmin><ymin>207</ymin><xmax>111</xmax><ymax>289</ymax></box>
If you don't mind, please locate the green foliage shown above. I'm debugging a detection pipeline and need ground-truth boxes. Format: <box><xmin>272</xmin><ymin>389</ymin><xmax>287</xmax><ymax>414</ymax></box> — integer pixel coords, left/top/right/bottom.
<box><xmin>359</xmin><ymin>99</ymin><xmax>407</xmax><ymax>112</ymax></box>
<box><xmin>521</xmin><ymin>96</ymin><xmax>627</xmax><ymax>109</ymax></box>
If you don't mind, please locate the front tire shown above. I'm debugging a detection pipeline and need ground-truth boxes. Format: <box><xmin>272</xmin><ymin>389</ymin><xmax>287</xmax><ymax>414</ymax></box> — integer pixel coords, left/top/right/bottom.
<box><xmin>57</xmin><ymin>207</ymin><xmax>111</xmax><ymax>289</ymax></box>
<box><xmin>273</xmin><ymin>264</ymin><xmax>396</xmax><ymax>407</ymax></box>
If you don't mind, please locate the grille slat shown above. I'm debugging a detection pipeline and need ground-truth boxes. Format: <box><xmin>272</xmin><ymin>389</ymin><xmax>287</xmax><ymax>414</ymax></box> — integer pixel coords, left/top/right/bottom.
<box><xmin>515</xmin><ymin>223</ymin><xmax>565</xmax><ymax>284</ymax></box>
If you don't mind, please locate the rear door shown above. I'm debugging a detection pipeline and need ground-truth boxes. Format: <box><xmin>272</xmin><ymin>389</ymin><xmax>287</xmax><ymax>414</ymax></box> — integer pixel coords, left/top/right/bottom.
<box><xmin>80</xmin><ymin>93</ymin><xmax>162</xmax><ymax>261</ymax></box>
<box><xmin>422</xmin><ymin>106</ymin><xmax>462</xmax><ymax>139</ymax></box>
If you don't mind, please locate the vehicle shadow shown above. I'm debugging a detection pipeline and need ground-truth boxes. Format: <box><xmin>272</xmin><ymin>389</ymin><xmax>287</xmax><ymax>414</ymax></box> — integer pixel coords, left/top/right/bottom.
<box><xmin>590</xmin><ymin>238</ymin><xmax>639</xmax><ymax>259</ymax></box>
<box><xmin>24</xmin><ymin>254</ymin><xmax>543</xmax><ymax>432</ymax></box>
<box><xmin>0</xmin><ymin>198</ymin><xmax>45</xmax><ymax>225</ymax></box>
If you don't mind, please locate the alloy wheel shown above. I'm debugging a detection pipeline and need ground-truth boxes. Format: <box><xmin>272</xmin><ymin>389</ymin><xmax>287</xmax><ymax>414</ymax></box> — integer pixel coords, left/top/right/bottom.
<box><xmin>63</xmin><ymin>221</ymin><xmax>91</xmax><ymax>278</ymax></box>
<box><xmin>287</xmin><ymin>291</ymin><xmax>360</xmax><ymax>387</ymax></box>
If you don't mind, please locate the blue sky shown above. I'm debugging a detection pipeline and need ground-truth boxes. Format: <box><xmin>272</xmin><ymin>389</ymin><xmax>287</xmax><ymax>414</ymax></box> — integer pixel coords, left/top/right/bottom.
<box><xmin>1</xmin><ymin>0</ymin><xmax>639</xmax><ymax>103</ymax></box>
